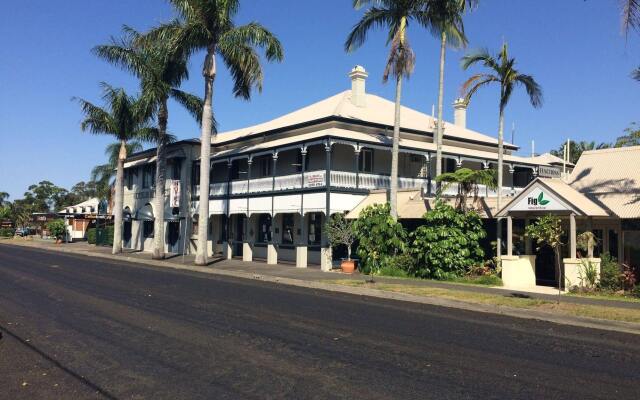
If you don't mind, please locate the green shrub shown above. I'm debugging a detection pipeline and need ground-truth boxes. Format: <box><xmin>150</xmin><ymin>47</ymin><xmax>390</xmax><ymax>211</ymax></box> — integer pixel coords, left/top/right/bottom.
<box><xmin>47</xmin><ymin>219</ymin><xmax>66</xmax><ymax>240</ymax></box>
<box><xmin>378</xmin><ymin>265</ymin><xmax>410</xmax><ymax>278</ymax></box>
<box><xmin>598</xmin><ymin>253</ymin><xmax>621</xmax><ymax>291</ymax></box>
<box><xmin>410</xmin><ymin>202</ymin><xmax>486</xmax><ymax>280</ymax></box>
<box><xmin>352</xmin><ymin>203</ymin><xmax>407</xmax><ymax>275</ymax></box>
<box><xmin>452</xmin><ymin>275</ymin><xmax>503</xmax><ymax>286</ymax></box>
<box><xmin>87</xmin><ymin>228</ymin><xmax>96</xmax><ymax>244</ymax></box>
<box><xmin>0</xmin><ymin>228</ymin><xmax>14</xmax><ymax>237</ymax></box>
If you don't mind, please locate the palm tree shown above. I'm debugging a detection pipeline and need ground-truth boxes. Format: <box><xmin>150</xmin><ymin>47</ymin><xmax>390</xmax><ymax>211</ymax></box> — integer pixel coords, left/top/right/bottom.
<box><xmin>75</xmin><ymin>83</ymin><xmax>156</xmax><ymax>254</ymax></box>
<box><xmin>435</xmin><ymin>167</ymin><xmax>496</xmax><ymax>212</ymax></box>
<box><xmin>622</xmin><ymin>0</ymin><xmax>640</xmax><ymax>35</ymax></box>
<box><xmin>550</xmin><ymin>140</ymin><xmax>610</xmax><ymax>165</ymax></box>
<box><xmin>461</xmin><ymin>42</ymin><xmax>543</xmax><ymax>214</ymax></box>
<box><xmin>94</xmin><ymin>27</ymin><xmax>204</xmax><ymax>260</ymax></box>
<box><xmin>425</xmin><ymin>0</ymin><xmax>476</xmax><ymax>184</ymax></box>
<box><xmin>91</xmin><ymin>141</ymin><xmax>145</xmax><ymax>200</ymax></box>
<box><xmin>0</xmin><ymin>192</ymin><xmax>9</xmax><ymax>207</ymax></box>
<box><xmin>150</xmin><ymin>0</ymin><xmax>284</xmax><ymax>265</ymax></box>
<box><xmin>346</xmin><ymin>0</ymin><xmax>428</xmax><ymax>220</ymax></box>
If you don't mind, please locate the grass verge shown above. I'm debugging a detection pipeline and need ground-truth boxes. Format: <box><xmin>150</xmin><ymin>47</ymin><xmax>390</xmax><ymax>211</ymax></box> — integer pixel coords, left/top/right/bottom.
<box><xmin>325</xmin><ymin>280</ymin><xmax>640</xmax><ymax>324</ymax></box>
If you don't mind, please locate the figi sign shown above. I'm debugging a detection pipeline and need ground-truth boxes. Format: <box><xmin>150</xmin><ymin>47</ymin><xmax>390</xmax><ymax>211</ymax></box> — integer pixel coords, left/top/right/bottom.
<box><xmin>510</xmin><ymin>187</ymin><xmax>570</xmax><ymax>212</ymax></box>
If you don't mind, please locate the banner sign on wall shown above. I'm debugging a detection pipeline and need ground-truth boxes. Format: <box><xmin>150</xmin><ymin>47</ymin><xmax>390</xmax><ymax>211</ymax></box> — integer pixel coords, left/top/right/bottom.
<box><xmin>170</xmin><ymin>180</ymin><xmax>181</xmax><ymax>208</ymax></box>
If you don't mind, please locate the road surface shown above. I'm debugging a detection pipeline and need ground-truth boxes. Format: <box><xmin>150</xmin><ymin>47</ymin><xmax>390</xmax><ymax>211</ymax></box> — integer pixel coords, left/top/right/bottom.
<box><xmin>1</xmin><ymin>244</ymin><xmax>639</xmax><ymax>399</ymax></box>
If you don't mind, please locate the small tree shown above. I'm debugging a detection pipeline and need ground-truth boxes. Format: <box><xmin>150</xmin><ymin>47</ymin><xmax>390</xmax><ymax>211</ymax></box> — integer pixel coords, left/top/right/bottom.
<box><xmin>352</xmin><ymin>203</ymin><xmax>407</xmax><ymax>276</ymax></box>
<box><xmin>325</xmin><ymin>214</ymin><xmax>356</xmax><ymax>261</ymax></box>
<box><xmin>435</xmin><ymin>167</ymin><xmax>497</xmax><ymax>211</ymax></box>
<box><xmin>47</xmin><ymin>219</ymin><xmax>67</xmax><ymax>241</ymax></box>
<box><xmin>525</xmin><ymin>215</ymin><xmax>563</xmax><ymax>299</ymax></box>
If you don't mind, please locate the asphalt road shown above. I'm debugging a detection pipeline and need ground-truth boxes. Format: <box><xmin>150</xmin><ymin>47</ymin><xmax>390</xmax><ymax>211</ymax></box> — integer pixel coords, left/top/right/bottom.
<box><xmin>1</xmin><ymin>245</ymin><xmax>639</xmax><ymax>400</ymax></box>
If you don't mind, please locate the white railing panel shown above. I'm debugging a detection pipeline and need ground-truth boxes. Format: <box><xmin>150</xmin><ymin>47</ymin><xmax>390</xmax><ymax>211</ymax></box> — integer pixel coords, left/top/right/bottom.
<box><xmin>248</xmin><ymin>176</ymin><xmax>273</xmax><ymax>193</ymax></box>
<box><xmin>230</xmin><ymin>180</ymin><xmax>248</xmax><ymax>195</ymax></box>
<box><xmin>274</xmin><ymin>174</ymin><xmax>302</xmax><ymax>191</ymax></box>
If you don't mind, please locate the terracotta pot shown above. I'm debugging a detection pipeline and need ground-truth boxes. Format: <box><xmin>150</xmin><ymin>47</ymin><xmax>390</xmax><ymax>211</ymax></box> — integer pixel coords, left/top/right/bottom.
<box><xmin>55</xmin><ymin>239</ymin><xmax>62</xmax><ymax>244</ymax></box>
<box><xmin>341</xmin><ymin>259</ymin><xmax>356</xmax><ymax>274</ymax></box>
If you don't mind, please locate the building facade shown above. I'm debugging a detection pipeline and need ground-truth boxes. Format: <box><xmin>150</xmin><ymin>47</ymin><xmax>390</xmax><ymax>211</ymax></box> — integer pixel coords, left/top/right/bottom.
<box><xmin>121</xmin><ymin>66</ymin><xmax>568</xmax><ymax>270</ymax></box>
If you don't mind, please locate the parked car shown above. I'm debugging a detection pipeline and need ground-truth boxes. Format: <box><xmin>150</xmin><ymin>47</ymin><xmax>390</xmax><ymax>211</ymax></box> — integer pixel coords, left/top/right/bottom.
<box><xmin>15</xmin><ymin>228</ymin><xmax>32</xmax><ymax>237</ymax></box>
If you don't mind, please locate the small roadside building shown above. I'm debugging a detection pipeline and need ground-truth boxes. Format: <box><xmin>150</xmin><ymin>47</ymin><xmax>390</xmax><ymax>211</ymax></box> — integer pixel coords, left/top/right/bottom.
<box><xmin>58</xmin><ymin>198</ymin><xmax>105</xmax><ymax>241</ymax></box>
<box><xmin>496</xmin><ymin>146</ymin><xmax>640</xmax><ymax>290</ymax></box>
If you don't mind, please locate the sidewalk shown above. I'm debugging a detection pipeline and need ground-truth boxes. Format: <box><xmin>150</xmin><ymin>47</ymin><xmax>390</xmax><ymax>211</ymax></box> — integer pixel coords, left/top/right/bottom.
<box><xmin>2</xmin><ymin>237</ymin><xmax>640</xmax><ymax>335</ymax></box>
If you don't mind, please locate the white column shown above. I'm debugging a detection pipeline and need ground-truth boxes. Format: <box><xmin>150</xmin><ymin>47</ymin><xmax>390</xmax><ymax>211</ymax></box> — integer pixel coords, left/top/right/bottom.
<box><xmin>267</xmin><ymin>243</ymin><xmax>278</xmax><ymax>265</ymax></box>
<box><xmin>507</xmin><ymin>216</ymin><xmax>513</xmax><ymax>257</ymax></box>
<box><xmin>570</xmin><ymin>213</ymin><xmax>577</xmax><ymax>259</ymax></box>
<box><xmin>496</xmin><ymin>218</ymin><xmax>502</xmax><ymax>259</ymax></box>
<box><xmin>296</xmin><ymin>213</ymin><xmax>307</xmax><ymax>269</ymax></box>
<box><xmin>525</xmin><ymin>218</ymin><xmax>533</xmax><ymax>254</ymax></box>
<box><xmin>243</xmin><ymin>242</ymin><xmax>253</xmax><ymax>262</ymax></box>
<box><xmin>320</xmin><ymin>247</ymin><xmax>332</xmax><ymax>271</ymax></box>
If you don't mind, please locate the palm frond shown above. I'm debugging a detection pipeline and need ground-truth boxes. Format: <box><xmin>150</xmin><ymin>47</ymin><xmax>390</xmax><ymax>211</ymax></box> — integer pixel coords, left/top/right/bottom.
<box><xmin>515</xmin><ymin>74</ymin><xmax>543</xmax><ymax>108</ymax></box>
<box><xmin>632</xmin><ymin>67</ymin><xmax>640</xmax><ymax>81</ymax></box>
<box><xmin>622</xmin><ymin>0</ymin><xmax>640</xmax><ymax>36</ymax></box>
<box><xmin>383</xmin><ymin>31</ymin><xmax>415</xmax><ymax>82</ymax></box>
<box><xmin>345</xmin><ymin>7</ymin><xmax>395</xmax><ymax>52</ymax></box>
<box><xmin>169</xmin><ymin>89</ymin><xmax>209</xmax><ymax>127</ymax></box>
<box><xmin>461</xmin><ymin>48</ymin><xmax>499</xmax><ymax>72</ymax></box>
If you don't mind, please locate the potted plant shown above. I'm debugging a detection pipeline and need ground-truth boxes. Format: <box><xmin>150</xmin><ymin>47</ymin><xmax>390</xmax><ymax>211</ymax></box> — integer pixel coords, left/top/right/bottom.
<box><xmin>325</xmin><ymin>213</ymin><xmax>356</xmax><ymax>273</ymax></box>
<box><xmin>47</xmin><ymin>219</ymin><xmax>67</xmax><ymax>244</ymax></box>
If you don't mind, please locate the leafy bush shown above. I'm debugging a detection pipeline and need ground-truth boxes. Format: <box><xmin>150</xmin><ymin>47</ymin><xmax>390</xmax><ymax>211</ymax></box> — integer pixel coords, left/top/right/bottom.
<box><xmin>0</xmin><ymin>228</ymin><xmax>14</xmax><ymax>237</ymax></box>
<box><xmin>378</xmin><ymin>265</ymin><xmax>410</xmax><ymax>278</ymax></box>
<box><xmin>598</xmin><ymin>253</ymin><xmax>621</xmax><ymax>291</ymax></box>
<box><xmin>47</xmin><ymin>219</ymin><xmax>66</xmax><ymax>240</ymax></box>
<box><xmin>352</xmin><ymin>203</ymin><xmax>407</xmax><ymax>275</ymax></box>
<box><xmin>452</xmin><ymin>275</ymin><xmax>503</xmax><ymax>286</ymax></box>
<box><xmin>87</xmin><ymin>228</ymin><xmax>96</xmax><ymax>244</ymax></box>
<box><xmin>577</xmin><ymin>259</ymin><xmax>599</xmax><ymax>289</ymax></box>
<box><xmin>409</xmin><ymin>202</ymin><xmax>486</xmax><ymax>280</ymax></box>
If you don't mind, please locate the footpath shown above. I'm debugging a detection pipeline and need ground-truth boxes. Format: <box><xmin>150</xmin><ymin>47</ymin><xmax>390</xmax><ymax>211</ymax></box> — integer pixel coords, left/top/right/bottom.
<box><xmin>2</xmin><ymin>237</ymin><xmax>640</xmax><ymax>335</ymax></box>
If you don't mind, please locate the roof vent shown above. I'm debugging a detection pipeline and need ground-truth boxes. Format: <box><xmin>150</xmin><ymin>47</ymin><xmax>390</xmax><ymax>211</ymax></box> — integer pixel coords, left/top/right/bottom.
<box><xmin>348</xmin><ymin>65</ymin><xmax>368</xmax><ymax>107</ymax></box>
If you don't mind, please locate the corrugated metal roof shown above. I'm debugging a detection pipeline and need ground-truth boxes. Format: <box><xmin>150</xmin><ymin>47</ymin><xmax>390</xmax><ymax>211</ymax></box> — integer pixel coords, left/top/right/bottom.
<box><xmin>569</xmin><ymin>146</ymin><xmax>640</xmax><ymax>218</ymax></box>
<box><xmin>213</xmin><ymin>90</ymin><xmax>515</xmax><ymax>149</ymax></box>
<box><xmin>346</xmin><ymin>190</ymin><xmax>499</xmax><ymax>219</ymax></box>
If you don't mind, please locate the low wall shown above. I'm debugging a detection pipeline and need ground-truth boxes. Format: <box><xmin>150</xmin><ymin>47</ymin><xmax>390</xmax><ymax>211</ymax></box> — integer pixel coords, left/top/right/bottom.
<box><xmin>501</xmin><ymin>255</ymin><xmax>537</xmax><ymax>290</ymax></box>
<box><xmin>563</xmin><ymin>258</ymin><xmax>601</xmax><ymax>289</ymax></box>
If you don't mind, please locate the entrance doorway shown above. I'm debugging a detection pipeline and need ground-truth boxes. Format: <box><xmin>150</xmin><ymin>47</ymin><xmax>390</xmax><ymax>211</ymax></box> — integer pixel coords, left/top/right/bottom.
<box><xmin>167</xmin><ymin>221</ymin><xmax>180</xmax><ymax>253</ymax></box>
<box><xmin>123</xmin><ymin>220</ymin><xmax>132</xmax><ymax>249</ymax></box>
<box><xmin>232</xmin><ymin>215</ymin><xmax>245</xmax><ymax>257</ymax></box>
<box><xmin>535</xmin><ymin>244</ymin><xmax>557</xmax><ymax>287</ymax></box>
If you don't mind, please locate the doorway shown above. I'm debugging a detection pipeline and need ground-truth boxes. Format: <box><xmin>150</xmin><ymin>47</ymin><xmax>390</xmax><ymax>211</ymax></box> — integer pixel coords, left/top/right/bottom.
<box><xmin>232</xmin><ymin>215</ymin><xmax>245</xmax><ymax>257</ymax></box>
<box><xmin>123</xmin><ymin>220</ymin><xmax>132</xmax><ymax>249</ymax></box>
<box><xmin>535</xmin><ymin>244</ymin><xmax>558</xmax><ymax>287</ymax></box>
<box><xmin>167</xmin><ymin>221</ymin><xmax>180</xmax><ymax>254</ymax></box>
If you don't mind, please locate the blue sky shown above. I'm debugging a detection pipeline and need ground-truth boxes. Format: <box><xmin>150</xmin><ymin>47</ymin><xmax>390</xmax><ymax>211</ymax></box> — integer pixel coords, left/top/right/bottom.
<box><xmin>1</xmin><ymin>0</ymin><xmax>639</xmax><ymax>200</ymax></box>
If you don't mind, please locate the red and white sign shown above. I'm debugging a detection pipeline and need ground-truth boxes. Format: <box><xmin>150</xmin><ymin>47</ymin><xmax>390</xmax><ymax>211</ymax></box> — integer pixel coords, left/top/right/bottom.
<box><xmin>170</xmin><ymin>180</ymin><xmax>181</xmax><ymax>208</ymax></box>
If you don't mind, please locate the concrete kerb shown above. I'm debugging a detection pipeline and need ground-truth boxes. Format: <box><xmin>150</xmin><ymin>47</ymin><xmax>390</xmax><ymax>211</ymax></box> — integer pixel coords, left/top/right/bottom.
<box><xmin>2</xmin><ymin>240</ymin><xmax>640</xmax><ymax>336</ymax></box>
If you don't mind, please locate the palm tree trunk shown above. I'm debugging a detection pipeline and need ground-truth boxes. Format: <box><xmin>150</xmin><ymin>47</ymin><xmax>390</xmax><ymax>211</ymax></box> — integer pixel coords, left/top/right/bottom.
<box><xmin>390</xmin><ymin>74</ymin><xmax>402</xmax><ymax>221</ymax></box>
<box><xmin>195</xmin><ymin>48</ymin><xmax>216</xmax><ymax>266</ymax></box>
<box><xmin>496</xmin><ymin>108</ymin><xmax>505</xmax><ymax>259</ymax></box>
<box><xmin>152</xmin><ymin>100</ymin><xmax>168</xmax><ymax>260</ymax></box>
<box><xmin>435</xmin><ymin>31</ymin><xmax>447</xmax><ymax>187</ymax></box>
<box><xmin>112</xmin><ymin>140</ymin><xmax>126</xmax><ymax>254</ymax></box>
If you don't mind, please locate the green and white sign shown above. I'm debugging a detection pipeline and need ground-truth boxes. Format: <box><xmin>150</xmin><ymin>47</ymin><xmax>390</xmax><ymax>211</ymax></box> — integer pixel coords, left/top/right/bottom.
<box><xmin>510</xmin><ymin>187</ymin><xmax>570</xmax><ymax>212</ymax></box>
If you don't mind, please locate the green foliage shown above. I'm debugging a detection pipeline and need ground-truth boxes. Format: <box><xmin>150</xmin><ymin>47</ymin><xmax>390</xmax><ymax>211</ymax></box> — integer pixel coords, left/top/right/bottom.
<box><xmin>577</xmin><ymin>259</ymin><xmax>599</xmax><ymax>289</ymax></box>
<box><xmin>352</xmin><ymin>203</ymin><xmax>407</xmax><ymax>275</ymax></box>
<box><xmin>435</xmin><ymin>167</ymin><xmax>496</xmax><ymax>211</ymax></box>
<box><xmin>325</xmin><ymin>214</ymin><xmax>356</xmax><ymax>260</ymax></box>
<box><xmin>599</xmin><ymin>253</ymin><xmax>622</xmax><ymax>291</ymax></box>
<box><xmin>0</xmin><ymin>228</ymin><xmax>14</xmax><ymax>237</ymax></box>
<box><xmin>410</xmin><ymin>202</ymin><xmax>486</xmax><ymax>279</ymax></box>
<box><xmin>87</xmin><ymin>228</ymin><xmax>97</xmax><ymax>244</ymax></box>
<box><xmin>378</xmin><ymin>265</ymin><xmax>410</xmax><ymax>278</ymax></box>
<box><xmin>46</xmin><ymin>219</ymin><xmax>66</xmax><ymax>240</ymax></box>
<box><xmin>451</xmin><ymin>274</ymin><xmax>503</xmax><ymax>286</ymax></box>
<box><xmin>525</xmin><ymin>215</ymin><xmax>563</xmax><ymax>251</ymax></box>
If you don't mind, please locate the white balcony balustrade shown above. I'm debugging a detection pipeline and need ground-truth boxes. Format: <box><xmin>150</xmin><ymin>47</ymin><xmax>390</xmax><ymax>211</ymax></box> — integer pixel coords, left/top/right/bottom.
<box><xmin>197</xmin><ymin>170</ymin><xmax>524</xmax><ymax>197</ymax></box>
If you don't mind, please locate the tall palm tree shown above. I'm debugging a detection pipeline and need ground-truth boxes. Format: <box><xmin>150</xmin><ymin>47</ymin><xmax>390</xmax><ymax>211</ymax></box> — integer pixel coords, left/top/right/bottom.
<box><xmin>461</xmin><ymin>43</ymin><xmax>543</xmax><ymax>213</ymax></box>
<box><xmin>150</xmin><ymin>0</ymin><xmax>284</xmax><ymax>265</ymax></box>
<box><xmin>425</xmin><ymin>0</ymin><xmax>476</xmax><ymax>183</ymax></box>
<box><xmin>346</xmin><ymin>0</ymin><xmax>429</xmax><ymax>220</ymax></box>
<box><xmin>91</xmin><ymin>141</ymin><xmax>145</xmax><ymax>200</ymax></box>
<box><xmin>94</xmin><ymin>27</ymin><xmax>204</xmax><ymax>260</ymax></box>
<box><xmin>75</xmin><ymin>83</ymin><xmax>156</xmax><ymax>254</ymax></box>
<box><xmin>461</xmin><ymin>43</ymin><xmax>542</xmax><ymax>257</ymax></box>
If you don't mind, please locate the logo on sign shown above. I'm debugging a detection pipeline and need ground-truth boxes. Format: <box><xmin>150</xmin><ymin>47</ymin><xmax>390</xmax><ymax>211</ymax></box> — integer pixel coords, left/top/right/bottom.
<box><xmin>527</xmin><ymin>192</ymin><xmax>550</xmax><ymax>207</ymax></box>
<box><xmin>170</xmin><ymin>180</ymin><xmax>181</xmax><ymax>208</ymax></box>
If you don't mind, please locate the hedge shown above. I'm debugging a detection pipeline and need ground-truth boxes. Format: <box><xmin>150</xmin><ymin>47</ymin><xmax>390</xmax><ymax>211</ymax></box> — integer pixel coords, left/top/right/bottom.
<box><xmin>87</xmin><ymin>228</ymin><xmax>96</xmax><ymax>244</ymax></box>
<box><xmin>0</xmin><ymin>228</ymin><xmax>14</xmax><ymax>237</ymax></box>
<box><xmin>87</xmin><ymin>226</ymin><xmax>114</xmax><ymax>246</ymax></box>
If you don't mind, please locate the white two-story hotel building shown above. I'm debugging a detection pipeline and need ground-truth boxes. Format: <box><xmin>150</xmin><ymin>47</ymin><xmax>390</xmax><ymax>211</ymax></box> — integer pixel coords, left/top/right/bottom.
<box><xmin>120</xmin><ymin>66</ymin><xmax>569</xmax><ymax>270</ymax></box>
